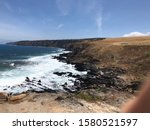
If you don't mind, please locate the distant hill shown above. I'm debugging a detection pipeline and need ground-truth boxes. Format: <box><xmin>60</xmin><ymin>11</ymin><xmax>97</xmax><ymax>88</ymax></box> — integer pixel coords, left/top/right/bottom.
<box><xmin>0</xmin><ymin>39</ymin><xmax>15</xmax><ymax>44</ymax></box>
<box><xmin>12</xmin><ymin>38</ymin><xmax>105</xmax><ymax>51</ymax></box>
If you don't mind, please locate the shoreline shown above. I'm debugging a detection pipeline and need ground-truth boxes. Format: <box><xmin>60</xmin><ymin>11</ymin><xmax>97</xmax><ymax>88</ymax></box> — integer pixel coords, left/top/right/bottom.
<box><xmin>0</xmin><ymin>50</ymin><xmax>87</xmax><ymax>95</ymax></box>
<box><xmin>0</xmin><ymin>49</ymin><xmax>134</xmax><ymax>113</ymax></box>
<box><xmin>1</xmin><ymin>37</ymin><xmax>150</xmax><ymax>112</ymax></box>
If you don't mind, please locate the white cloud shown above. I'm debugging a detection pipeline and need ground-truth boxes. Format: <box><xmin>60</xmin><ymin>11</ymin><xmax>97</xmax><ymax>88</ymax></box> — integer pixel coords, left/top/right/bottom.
<box><xmin>77</xmin><ymin>0</ymin><xmax>103</xmax><ymax>35</ymax></box>
<box><xmin>123</xmin><ymin>32</ymin><xmax>150</xmax><ymax>37</ymax></box>
<box><xmin>56</xmin><ymin>24</ymin><xmax>64</xmax><ymax>29</ymax></box>
<box><xmin>56</xmin><ymin>0</ymin><xmax>103</xmax><ymax>35</ymax></box>
<box><xmin>96</xmin><ymin>15</ymin><xmax>103</xmax><ymax>34</ymax></box>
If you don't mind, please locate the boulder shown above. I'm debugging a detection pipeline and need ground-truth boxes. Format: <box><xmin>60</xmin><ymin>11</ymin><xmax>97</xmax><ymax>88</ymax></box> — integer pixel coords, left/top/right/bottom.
<box><xmin>53</xmin><ymin>72</ymin><xmax>67</xmax><ymax>76</ymax></box>
<box><xmin>9</xmin><ymin>93</ymin><xmax>27</xmax><ymax>101</ymax></box>
<box><xmin>55</xmin><ymin>96</ymin><xmax>64</xmax><ymax>101</ymax></box>
<box><xmin>25</xmin><ymin>77</ymin><xmax>30</xmax><ymax>82</ymax></box>
<box><xmin>74</xmin><ymin>63</ymin><xmax>87</xmax><ymax>71</ymax></box>
<box><xmin>0</xmin><ymin>92</ymin><xmax>8</xmax><ymax>101</ymax></box>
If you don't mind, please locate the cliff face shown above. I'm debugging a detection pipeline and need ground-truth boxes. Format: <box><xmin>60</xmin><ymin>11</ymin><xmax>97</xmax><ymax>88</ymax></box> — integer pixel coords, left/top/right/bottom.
<box><xmin>13</xmin><ymin>37</ymin><xmax>150</xmax><ymax>82</ymax></box>
<box><xmin>16</xmin><ymin>39</ymin><xmax>79</xmax><ymax>49</ymax></box>
<box><xmin>2</xmin><ymin>37</ymin><xmax>149</xmax><ymax>113</ymax></box>
<box><xmin>14</xmin><ymin>38</ymin><xmax>105</xmax><ymax>51</ymax></box>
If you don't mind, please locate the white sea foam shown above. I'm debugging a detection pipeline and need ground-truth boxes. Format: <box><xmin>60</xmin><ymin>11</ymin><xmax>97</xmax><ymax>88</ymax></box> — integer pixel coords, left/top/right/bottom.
<box><xmin>0</xmin><ymin>51</ymin><xmax>86</xmax><ymax>94</ymax></box>
<box><xmin>10</xmin><ymin>63</ymin><xmax>15</xmax><ymax>67</ymax></box>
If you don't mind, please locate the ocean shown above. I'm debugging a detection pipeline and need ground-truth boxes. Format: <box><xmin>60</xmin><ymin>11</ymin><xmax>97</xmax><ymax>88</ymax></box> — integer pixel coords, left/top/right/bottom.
<box><xmin>0</xmin><ymin>44</ymin><xmax>86</xmax><ymax>94</ymax></box>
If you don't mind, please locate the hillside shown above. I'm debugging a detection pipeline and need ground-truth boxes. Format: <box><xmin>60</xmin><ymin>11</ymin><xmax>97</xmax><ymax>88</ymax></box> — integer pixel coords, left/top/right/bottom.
<box><xmin>1</xmin><ymin>36</ymin><xmax>149</xmax><ymax>113</ymax></box>
<box><xmin>14</xmin><ymin>36</ymin><xmax>150</xmax><ymax>82</ymax></box>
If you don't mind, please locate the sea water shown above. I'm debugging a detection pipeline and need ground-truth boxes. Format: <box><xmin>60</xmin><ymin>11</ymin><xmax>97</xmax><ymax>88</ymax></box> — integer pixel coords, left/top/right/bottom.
<box><xmin>0</xmin><ymin>44</ymin><xmax>86</xmax><ymax>94</ymax></box>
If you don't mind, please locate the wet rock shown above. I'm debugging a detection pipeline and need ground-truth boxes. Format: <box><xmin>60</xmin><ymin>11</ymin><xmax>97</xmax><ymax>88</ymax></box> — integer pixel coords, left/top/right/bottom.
<box><xmin>32</xmin><ymin>77</ymin><xmax>36</xmax><ymax>81</ymax></box>
<box><xmin>25</xmin><ymin>77</ymin><xmax>30</xmax><ymax>82</ymax></box>
<box><xmin>74</xmin><ymin>63</ymin><xmax>87</xmax><ymax>71</ymax></box>
<box><xmin>53</xmin><ymin>72</ymin><xmax>78</xmax><ymax>78</ymax></box>
<box><xmin>38</xmin><ymin>80</ymin><xmax>42</xmax><ymax>85</ymax></box>
<box><xmin>67</xmin><ymin>72</ymin><xmax>74</xmax><ymax>77</ymax></box>
<box><xmin>53</xmin><ymin>72</ymin><xmax>67</xmax><ymax>76</ymax></box>
<box><xmin>62</xmin><ymin>83</ymin><xmax>76</xmax><ymax>93</ymax></box>
<box><xmin>53</xmin><ymin>55</ymin><xmax>67</xmax><ymax>63</ymax></box>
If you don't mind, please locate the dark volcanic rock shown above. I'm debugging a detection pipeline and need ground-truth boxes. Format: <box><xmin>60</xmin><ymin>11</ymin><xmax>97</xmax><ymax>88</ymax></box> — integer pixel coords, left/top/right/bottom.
<box><xmin>52</xmin><ymin>49</ymin><xmax>133</xmax><ymax>93</ymax></box>
<box><xmin>53</xmin><ymin>72</ymin><xmax>68</xmax><ymax>76</ymax></box>
<box><xmin>12</xmin><ymin>38</ymin><xmax>137</xmax><ymax>94</ymax></box>
<box><xmin>127</xmin><ymin>81</ymin><xmax>141</xmax><ymax>91</ymax></box>
<box><xmin>74</xmin><ymin>63</ymin><xmax>88</xmax><ymax>71</ymax></box>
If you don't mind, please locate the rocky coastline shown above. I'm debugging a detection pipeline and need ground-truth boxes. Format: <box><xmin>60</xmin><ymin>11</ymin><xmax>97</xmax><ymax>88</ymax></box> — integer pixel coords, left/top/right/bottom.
<box><xmin>53</xmin><ymin>52</ymin><xmax>140</xmax><ymax>93</ymax></box>
<box><xmin>1</xmin><ymin>37</ymin><xmax>149</xmax><ymax>112</ymax></box>
<box><xmin>7</xmin><ymin>39</ymin><xmax>141</xmax><ymax>94</ymax></box>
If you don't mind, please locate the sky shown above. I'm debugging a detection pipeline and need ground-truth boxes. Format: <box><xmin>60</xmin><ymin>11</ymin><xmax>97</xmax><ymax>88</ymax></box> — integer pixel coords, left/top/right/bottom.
<box><xmin>0</xmin><ymin>0</ymin><xmax>150</xmax><ymax>41</ymax></box>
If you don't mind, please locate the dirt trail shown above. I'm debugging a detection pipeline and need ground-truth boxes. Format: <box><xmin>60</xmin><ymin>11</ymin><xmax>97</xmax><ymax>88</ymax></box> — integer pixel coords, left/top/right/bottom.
<box><xmin>0</xmin><ymin>90</ymin><xmax>133</xmax><ymax>113</ymax></box>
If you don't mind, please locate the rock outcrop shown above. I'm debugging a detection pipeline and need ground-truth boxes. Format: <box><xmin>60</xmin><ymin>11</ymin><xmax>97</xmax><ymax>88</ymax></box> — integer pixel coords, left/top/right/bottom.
<box><xmin>11</xmin><ymin>38</ymin><xmax>145</xmax><ymax>93</ymax></box>
<box><xmin>9</xmin><ymin>93</ymin><xmax>27</xmax><ymax>101</ymax></box>
<box><xmin>0</xmin><ymin>92</ymin><xmax>8</xmax><ymax>102</ymax></box>
<box><xmin>13</xmin><ymin>38</ymin><xmax>105</xmax><ymax>51</ymax></box>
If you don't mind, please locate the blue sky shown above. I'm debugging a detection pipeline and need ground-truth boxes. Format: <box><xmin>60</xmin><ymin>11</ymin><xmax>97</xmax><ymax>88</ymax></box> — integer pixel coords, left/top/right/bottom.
<box><xmin>0</xmin><ymin>0</ymin><xmax>150</xmax><ymax>41</ymax></box>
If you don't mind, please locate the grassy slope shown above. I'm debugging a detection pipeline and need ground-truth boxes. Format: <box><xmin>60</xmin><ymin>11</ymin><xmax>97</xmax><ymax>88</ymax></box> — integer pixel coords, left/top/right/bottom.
<box><xmin>2</xmin><ymin>36</ymin><xmax>149</xmax><ymax>112</ymax></box>
<box><xmin>73</xmin><ymin>36</ymin><xmax>150</xmax><ymax>81</ymax></box>
<box><xmin>15</xmin><ymin>36</ymin><xmax>150</xmax><ymax>81</ymax></box>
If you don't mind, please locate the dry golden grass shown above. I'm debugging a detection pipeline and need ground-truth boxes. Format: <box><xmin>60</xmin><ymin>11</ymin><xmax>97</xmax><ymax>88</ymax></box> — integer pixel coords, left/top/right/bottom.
<box><xmin>93</xmin><ymin>36</ymin><xmax>150</xmax><ymax>45</ymax></box>
<box><xmin>73</xmin><ymin>36</ymin><xmax>150</xmax><ymax>81</ymax></box>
